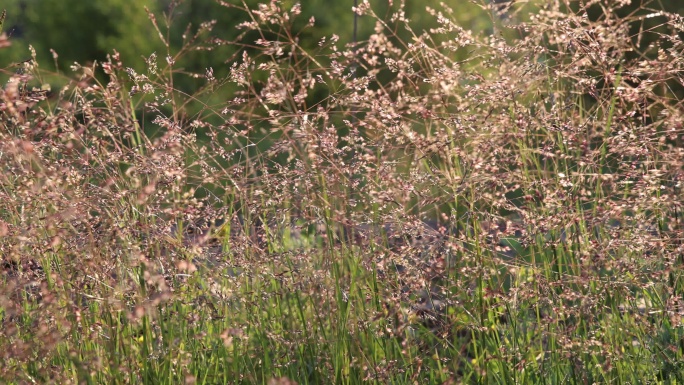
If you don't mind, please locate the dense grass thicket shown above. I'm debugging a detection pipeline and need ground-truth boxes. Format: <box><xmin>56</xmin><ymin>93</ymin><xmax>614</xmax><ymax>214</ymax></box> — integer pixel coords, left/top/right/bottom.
<box><xmin>1</xmin><ymin>0</ymin><xmax>684</xmax><ymax>383</ymax></box>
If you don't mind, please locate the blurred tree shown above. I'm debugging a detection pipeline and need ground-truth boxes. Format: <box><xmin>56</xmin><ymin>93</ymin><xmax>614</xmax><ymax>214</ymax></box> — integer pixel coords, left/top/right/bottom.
<box><xmin>0</xmin><ymin>1</ymin><xmax>31</xmax><ymax>68</ymax></box>
<box><xmin>18</xmin><ymin>0</ymin><xmax>164</xmax><ymax>72</ymax></box>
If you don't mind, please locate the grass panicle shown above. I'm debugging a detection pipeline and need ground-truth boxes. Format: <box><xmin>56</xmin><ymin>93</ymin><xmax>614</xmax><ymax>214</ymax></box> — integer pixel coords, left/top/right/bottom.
<box><xmin>1</xmin><ymin>0</ymin><xmax>684</xmax><ymax>383</ymax></box>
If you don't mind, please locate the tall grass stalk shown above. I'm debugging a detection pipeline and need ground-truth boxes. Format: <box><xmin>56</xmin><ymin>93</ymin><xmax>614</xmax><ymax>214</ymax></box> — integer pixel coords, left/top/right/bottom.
<box><xmin>2</xmin><ymin>0</ymin><xmax>684</xmax><ymax>383</ymax></box>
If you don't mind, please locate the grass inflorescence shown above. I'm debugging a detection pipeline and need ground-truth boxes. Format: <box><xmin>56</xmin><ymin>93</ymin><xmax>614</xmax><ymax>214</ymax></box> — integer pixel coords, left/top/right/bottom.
<box><xmin>1</xmin><ymin>0</ymin><xmax>684</xmax><ymax>383</ymax></box>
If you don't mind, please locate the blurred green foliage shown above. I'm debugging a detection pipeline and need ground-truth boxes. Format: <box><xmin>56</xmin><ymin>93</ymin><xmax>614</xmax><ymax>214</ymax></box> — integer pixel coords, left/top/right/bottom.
<box><xmin>1</xmin><ymin>0</ymin><xmax>164</xmax><ymax>70</ymax></box>
<box><xmin>2</xmin><ymin>0</ymin><xmax>682</xmax><ymax>76</ymax></box>
<box><xmin>1</xmin><ymin>0</ymin><xmax>496</xmax><ymax>73</ymax></box>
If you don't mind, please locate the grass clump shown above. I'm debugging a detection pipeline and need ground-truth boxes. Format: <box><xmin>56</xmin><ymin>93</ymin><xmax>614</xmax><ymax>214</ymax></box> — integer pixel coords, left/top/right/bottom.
<box><xmin>1</xmin><ymin>0</ymin><xmax>684</xmax><ymax>383</ymax></box>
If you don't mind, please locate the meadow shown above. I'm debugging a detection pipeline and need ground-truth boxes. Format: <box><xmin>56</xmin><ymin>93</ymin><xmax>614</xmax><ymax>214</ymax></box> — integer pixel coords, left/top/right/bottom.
<box><xmin>1</xmin><ymin>0</ymin><xmax>684</xmax><ymax>383</ymax></box>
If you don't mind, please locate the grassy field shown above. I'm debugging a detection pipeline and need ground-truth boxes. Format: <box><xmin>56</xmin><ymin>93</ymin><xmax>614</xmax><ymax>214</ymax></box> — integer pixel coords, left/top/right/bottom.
<box><xmin>1</xmin><ymin>0</ymin><xmax>684</xmax><ymax>383</ymax></box>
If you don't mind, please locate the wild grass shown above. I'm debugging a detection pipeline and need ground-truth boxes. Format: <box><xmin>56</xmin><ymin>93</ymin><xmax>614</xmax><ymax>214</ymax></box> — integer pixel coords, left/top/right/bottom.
<box><xmin>1</xmin><ymin>0</ymin><xmax>684</xmax><ymax>383</ymax></box>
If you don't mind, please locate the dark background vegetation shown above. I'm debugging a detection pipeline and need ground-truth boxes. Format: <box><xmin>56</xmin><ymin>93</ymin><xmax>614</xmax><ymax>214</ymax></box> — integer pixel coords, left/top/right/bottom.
<box><xmin>2</xmin><ymin>0</ymin><xmax>497</xmax><ymax>74</ymax></box>
<box><xmin>2</xmin><ymin>0</ymin><xmax>682</xmax><ymax>71</ymax></box>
